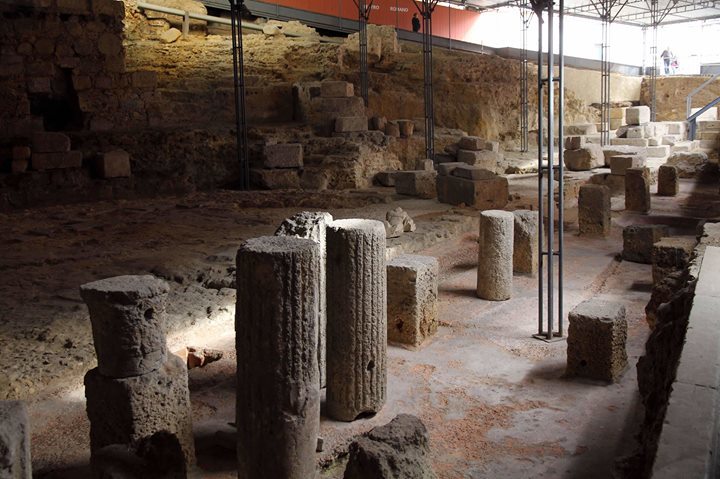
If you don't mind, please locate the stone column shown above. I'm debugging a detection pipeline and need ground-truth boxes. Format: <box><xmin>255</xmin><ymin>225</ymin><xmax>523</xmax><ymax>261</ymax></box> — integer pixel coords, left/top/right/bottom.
<box><xmin>0</xmin><ymin>401</ymin><xmax>31</xmax><ymax>479</ymax></box>
<box><xmin>326</xmin><ymin>219</ymin><xmax>387</xmax><ymax>422</ymax></box>
<box><xmin>657</xmin><ymin>165</ymin><xmax>679</xmax><ymax>196</ymax></box>
<box><xmin>513</xmin><ymin>210</ymin><xmax>539</xmax><ymax>276</ymax></box>
<box><xmin>235</xmin><ymin>236</ymin><xmax>320</xmax><ymax>479</ymax></box>
<box><xmin>81</xmin><ymin>275</ymin><xmax>195</xmax><ymax>470</ymax></box>
<box><xmin>275</xmin><ymin>211</ymin><xmax>333</xmax><ymax>389</ymax></box>
<box><xmin>625</xmin><ymin>167</ymin><xmax>651</xmax><ymax>213</ymax></box>
<box><xmin>477</xmin><ymin>210</ymin><xmax>514</xmax><ymax>301</ymax></box>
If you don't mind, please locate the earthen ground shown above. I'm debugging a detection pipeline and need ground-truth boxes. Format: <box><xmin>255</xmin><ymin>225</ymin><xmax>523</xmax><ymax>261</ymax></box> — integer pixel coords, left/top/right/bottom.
<box><xmin>5</xmin><ymin>175</ymin><xmax>720</xmax><ymax>478</ymax></box>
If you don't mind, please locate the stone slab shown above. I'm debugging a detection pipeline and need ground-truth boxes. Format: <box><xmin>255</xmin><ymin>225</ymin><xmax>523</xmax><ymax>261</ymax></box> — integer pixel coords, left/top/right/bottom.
<box><xmin>31</xmin><ymin>151</ymin><xmax>82</xmax><ymax>170</ymax></box>
<box><xmin>335</xmin><ymin>116</ymin><xmax>368</xmax><ymax>133</ymax></box>
<box><xmin>96</xmin><ymin>149</ymin><xmax>131</xmax><ymax>178</ymax></box>
<box><xmin>321</xmin><ymin>81</ymin><xmax>354</xmax><ymax>98</ymax></box>
<box><xmin>395</xmin><ymin>171</ymin><xmax>437</xmax><ymax>199</ymax></box>
<box><xmin>263</xmin><ymin>143</ymin><xmax>303</xmax><ymax>169</ymax></box>
<box><xmin>32</xmin><ymin>132</ymin><xmax>70</xmax><ymax>153</ymax></box>
<box><xmin>436</xmin><ymin>174</ymin><xmax>508</xmax><ymax>210</ymax></box>
<box><xmin>626</xmin><ymin>106</ymin><xmax>651</xmax><ymax>125</ymax></box>
<box><xmin>450</xmin><ymin>164</ymin><xmax>495</xmax><ymax>180</ymax></box>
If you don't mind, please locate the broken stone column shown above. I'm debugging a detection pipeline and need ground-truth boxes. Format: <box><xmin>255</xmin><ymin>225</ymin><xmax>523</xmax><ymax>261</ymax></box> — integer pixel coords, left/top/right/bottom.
<box><xmin>235</xmin><ymin>236</ymin><xmax>321</xmax><ymax>479</ymax></box>
<box><xmin>0</xmin><ymin>401</ymin><xmax>31</xmax><ymax>479</ymax></box>
<box><xmin>326</xmin><ymin>219</ymin><xmax>387</xmax><ymax>421</ymax></box>
<box><xmin>622</xmin><ymin>224</ymin><xmax>668</xmax><ymax>264</ymax></box>
<box><xmin>566</xmin><ymin>299</ymin><xmax>627</xmax><ymax>382</ymax></box>
<box><xmin>625</xmin><ymin>167</ymin><xmax>651</xmax><ymax>213</ymax></box>
<box><xmin>81</xmin><ymin>275</ymin><xmax>195</xmax><ymax>470</ymax></box>
<box><xmin>275</xmin><ymin>211</ymin><xmax>333</xmax><ymax>388</ymax></box>
<box><xmin>657</xmin><ymin>164</ymin><xmax>679</xmax><ymax>196</ymax></box>
<box><xmin>579</xmin><ymin>184</ymin><xmax>611</xmax><ymax>236</ymax></box>
<box><xmin>513</xmin><ymin>210</ymin><xmax>539</xmax><ymax>276</ymax></box>
<box><xmin>476</xmin><ymin>210</ymin><xmax>514</xmax><ymax>301</ymax></box>
<box><xmin>387</xmin><ymin>255</ymin><xmax>439</xmax><ymax>347</ymax></box>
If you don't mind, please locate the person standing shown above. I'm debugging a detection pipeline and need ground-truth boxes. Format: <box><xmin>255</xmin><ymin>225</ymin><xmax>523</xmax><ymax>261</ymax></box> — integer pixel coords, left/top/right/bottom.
<box><xmin>412</xmin><ymin>12</ymin><xmax>421</xmax><ymax>33</ymax></box>
<box><xmin>660</xmin><ymin>47</ymin><xmax>673</xmax><ymax>75</ymax></box>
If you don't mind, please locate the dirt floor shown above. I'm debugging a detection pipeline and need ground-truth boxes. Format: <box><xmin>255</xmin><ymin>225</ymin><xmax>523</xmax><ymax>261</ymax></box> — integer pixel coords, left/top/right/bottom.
<box><xmin>3</xmin><ymin>174</ymin><xmax>719</xmax><ymax>478</ymax></box>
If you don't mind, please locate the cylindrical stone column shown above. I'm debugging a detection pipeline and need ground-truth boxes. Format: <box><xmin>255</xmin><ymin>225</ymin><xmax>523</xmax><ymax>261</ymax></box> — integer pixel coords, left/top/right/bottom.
<box><xmin>235</xmin><ymin>236</ymin><xmax>320</xmax><ymax>479</ymax></box>
<box><xmin>0</xmin><ymin>401</ymin><xmax>31</xmax><ymax>479</ymax></box>
<box><xmin>477</xmin><ymin>210</ymin><xmax>514</xmax><ymax>301</ymax></box>
<box><xmin>80</xmin><ymin>275</ymin><xmax>169</xmax><ymax>378</ymax></box>
<box><xmin>326</xmin><ymin>219</ymin><xmax>387</xmax><ymax>422</ymax></box>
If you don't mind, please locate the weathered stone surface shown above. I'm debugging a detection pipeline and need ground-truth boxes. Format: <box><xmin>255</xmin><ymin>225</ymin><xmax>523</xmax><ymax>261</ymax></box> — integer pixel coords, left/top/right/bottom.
<box><xmin>622</xmin><ymin>224</ymin><xmax>668</xmax><ymax>264</ymax></box>
<box><xmin>344</xmin><ymin>414</ymin><xmax>437</xmax><ymax>479</ymax></box>
<box><xmin>235</xmin><ymin>236</ymin><xmax>320</xmax><ymax>478</ymax></box>
<box><xmin>564</xmin><ymin>136</ymin><xmax>587</xmax><ymax>150</ymax></box>
<box><xmin>385</xmin><ymin>121</ymin><xmax>400</xmax><ymax>137</ymax></box>
<box><xmin>458</xmin><ymin>136</ymin><xmax>485</xmax><ymax>151</ymax></box>
<box><xmin>32</xmin><ymin>132</ymin><xmax>70</xmax><ymax>153</ymax></box>
<box><xmin>611</xmin><ymin>138</ymin><xmax>650</xmax><ymax>147</ymax></box>
<box><xmin>396</xmin><ymin>120</ymin><xmax>414</xmax><ymax>137</ymax></box>
<box><xmin>0</xmin><ymin>401</ymin><xmax>31</xmax><ymax>479</ymax></box>
<box><xmin>321</xmin><ymin>81</ymin><xmax>354</xmax><ymax>98</ymax></box>
<box><xmin>666</xmin><ymin>152</ymin><xmax>716</xmax><ymax>179</ymax></box>
<box><xmin>567</xmin><ymin>299</ymin><xmax>627</xmax><ymax>382</ymax></box>
<box><xmin>436</xmin><ymin>174</ymin><xmax>508</xmax><ymax>210</ymax></box>
<box><xmin>387</xmin><ymin>255</ymin><xmax>438</xmax><ymax>347</ymax></box>
<box><xmin>657</xmin><ymin>165</ymin><xmax>679</xmax><ymax>196</ymax></box>
<box><xmin>251</xmin><ymin>168</ymin><xmax>301</xmax><ymax>189</ymax></box>
<box><xmin>96</xmin><ymin>149</ymin><xmax>131</xmax><ymax>178</ymax></box>
<box><xmin>564</xmin><ymin>144</ymin><xmax>604</xmax><ymax>171</ymax></box>
<box><xmin>451</xmin><ymin>165</ymin><xmax>495</xmax><ymax>180</ymax></box>
<box><xmin>602</xmin><ymin>145</ymin><xmax>646</xmax><ymax>165</ymax></box>
<box><xmin>437</xmin><ymin>162</ymin><xmax>465</xmax><ymax>176</ymax></box>
<box><xmin>477</xmin><ymin>210</ymin><xmax>514</xmax><ymax>301</ymax></box>
<box><xmin>91</xmin><ymin>433</ymin><xmax>187</xmax><ymax>479</ymax></box>
<box><xmin>384</xmin><ymin>207</ymin><xmax>415</xmax><ymax>239</ymax></box>
<box><xmin>652</xmin><ymin>236</ymin><xmax>696</xmax><ymax>284</ymax></box>
<box><xmin>579</xmin><ymin>184</ymin><xmax>610</xmax><ymax>236</ymax></box>
<box><xmin>457</xmin><ymin>149</ymin><xmax>502</xmax><ymax>169</ymax></box>
<box><xmin>588</xmin><ymin>173</ymin><xmax>626</xmax><ymax>197</ymax></box>
<box><xmin>513</xmin><ymin>210</ymin><xmax>538</xmax><ymax>276</ymax></box>
<box><xmin>263</xmin><ymin>143</ymin><xmax>303</xmax><ymax>169</ymax></box>
<box><xmin>80</xmin><ymin>275</ymin><xmax>170</xmax><ymax>378</ymax></box>
<box><xmin>31</xmin><ymin>151</ymin><xmax>83</xmax><ymax>171</ymax></box>
<box><xmin>415</xmin><ymin>159</ymin><xmax>434</xmax><ymax>171</ymax></box>
<box><xmin>84</xmin><ymin>355</ymin><xmax>195</xmax><ymax>469</ymax></box>
<box><xmin>609</xmin><ymin>154</ymin><xmax>645</xmax><ymax>176</ymax></box>
<box><xmin>336</xmin><ymin>116</ymin><xmax>368</xmax><ymax>133</ymax></box>
<box><xmin>275</xmin><ymin>212</ymin><xmax>333</xmax><ymax>388</ymax></box>
<box><xmin>565</xmin><ymin>124</ymin><xmax>597</xmax><ymax>135</ymax></box>
<box><xmin>326</xmin><ymin>219</ymin><xmax>387</xmax><ymax>421</ymax></box>
<box><xmin>370</xmin><ymin>116</ymin><xmax>387</xmax><ymax>131</ymax></box>
<box><xmin>625</xmin><ymin>167</ymin><xmax>651</xmax><ymax>213</ymax></box>
<box><xmin>484</xmin><ymin>140</ymin><xmax>500</xmax><ymax>152</ymax></box>
<box><xmin>395</xmin><ymin>171</ymin><xmax>437</xmax><ymax>199</ymax></box>
<box><xmin>626</xmin><ymin>106</ymin><xmax>651</xmax><ymax>125</ymax></box>
<box><xmin>262</xmin><ymin>24</ymin><xmax>283</xmax><ymax>36</ymax></box>
<box><xmin>647</xmin><ymin>145</ymin><xmax>671</xmax><ymax>158</ymax></box>
<box><xmin>374</xmin><ymin>171</ymin><xmax>396</xmax><ymax>187</ymax></box>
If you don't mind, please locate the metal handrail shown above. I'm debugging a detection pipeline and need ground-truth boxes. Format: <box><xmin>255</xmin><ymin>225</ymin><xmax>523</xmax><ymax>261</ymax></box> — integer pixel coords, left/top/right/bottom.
<box><xmin>687</xmin><ymin>95</ymin><xmax>720</xmax><ymax>141</ymax></box>
<box><xmin>686</xmin><ymin>73</ymin><xmax>720</xmax><ymax>119</ymax></box>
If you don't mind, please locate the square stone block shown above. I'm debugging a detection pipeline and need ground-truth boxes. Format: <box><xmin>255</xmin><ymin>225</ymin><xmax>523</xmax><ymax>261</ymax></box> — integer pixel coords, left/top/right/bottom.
<box><xmin>96</xmin><ymin>149</ymin><xmax>131</xmax><ymax>178</ymax></box>
<box><xmin>513</xmin><ymin>210</ymin><xmax>538</xmax><ymax>275</ymax></box>
<box><xmin>335</xmin><ymin>116</ymin><xmax>367</xmax><ymax>133</ymax></box>
<box><xmin>436</xmin><ymin>174</ymin><xmax>508</xmax><ymax>210</ymax></box>
<box><xmin>625</xmin><ymin>167</ymin><xmax>651</xmax><ymax>213</ymax></box>
<box><xmin>622</xmin><ymin>224</ymin><xmax>668</xmax><ymax>264</ymax></box>
<box><xmin>456</xmin><ymin>149</ymin><xmax>502</xmax><ymax>169</ymax></box>
<box><xmin>458</xmin><ymin>136</ymin><xmax>485</xmax><ymax>151</ymax></box>
<box><xmin>627</xmin><ymin>126</ymin><xmax>645</xmax><ymax>139</ymax></box>
<box><xmin>251</xmin><ymin>168</ymin><xmax>300</xmax><ymax>189</ymax></box>
<box><xmin>31</xmin><ymin>151</ymin><xmax>82</xmax><ymax>170</ymax></box>
<box><xmin>415</xmin><ymin>159</ymin><xmax>434</xmax><ymax>171</ymax></box>
<box><xmin>564</xmin><ymin>136</ymin><xmax>587</xmax><ymax>150</ymax></box>
<box><xmin>395</xmin><ymin>171</ymin><xmax>437</xmax><ymax>199</ymax></box>
<box><xmin>626</xmin><ymin>106</ymin><xmax>651</xmax><ymax>125</ymax></box>
<box><xmin>0</xmin><ymin>401</ymin><xmax>31</xmax><ymax>479</ymax></box>
<box><xmin>451</xmin><ymin>164</ymin><xmax>495</xmax><ymax>180</ymax></box>
<box><xmin>320</xmin><ymin>81</ymin><xmax>354</xmax><ymax>98</ymax></box>
<box><xmin>437</xmin><ymin>162</ymin><xmax>466</xmax><ymax>176</ymax></box>
<box><xmin>263</xmin><ymin>143</ymin><xmax>303</xmax><ymax>169</ymax></box>
<box><xmin>611</xmin><ymin>138</ymin><xmax>650</xmax><ymax>147</ymax></box>
<box><xmin>657</xmin><ymin>165</ymin><xmax>679</xmax><ymax>196</ymax></box>
<box><xmin>647</xmin><ymin>145</ymin><xmax>671</xmax><ymax>158</ymax></box>
<box><xmin>564</xmin><ymin>144</ymin><xmax>604</xmax><ymax>171</ymax></box>
<box><xmin>652</xmin><ymin>236</ymin><xmax>696</xmax><ymax>284</ymax></box>
<box><xmin>565</xmin><ymin>124</ymin><xmax>597</xmax><ymax>135</ymax></box>
<box><xmin>32</xmin><ymin>132</ymin><xmax>70</xmax><ymax>153</ymax></box>
<box><xmin>374</xmin><ymin>171</ymin><xmax>396</xmax><ymax>187</ymax></box>
<box><xmin>610</xmin><ymin>155</ymin><xmax>645</xmax><ymax>176</ymax></box>
<box><xmin>567</xmin><ymin>299</ymin><xmax>627</xmax><ymax>382</ymax></box>
<box><xmin>579</xmin><ymin>184</ymin><xmax>610</xmax><ymax>236</ymax></box>
<box><xmin>387</xmin><ymin>255</ymin><xmax>439</xmax><ymax>347</ymax></box>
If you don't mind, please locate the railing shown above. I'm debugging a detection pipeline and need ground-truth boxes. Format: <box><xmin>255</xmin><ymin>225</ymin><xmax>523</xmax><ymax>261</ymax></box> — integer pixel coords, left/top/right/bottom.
<box><xmin>686</xmin><ymin>73</ymin><xmax>720</xmax><ymax>119</ymax></box>
<box><xmin>687</xmin><ymin>95</ymin><xmax>720</xmax><ymax>140</ymax></box>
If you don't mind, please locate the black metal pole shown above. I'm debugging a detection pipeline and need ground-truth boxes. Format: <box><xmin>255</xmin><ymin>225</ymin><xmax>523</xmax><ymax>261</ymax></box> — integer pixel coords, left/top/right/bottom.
<box><xmin>230</xmin><ymin>0</ymin><xmax>250</xmax><ymax>190</ymax></box>
<box><xmin>558</xmin><ymin>0</ymin><xmax>565</xmax><ymax>337</ymax></box>
<box><xmin>536</xmin><ymin>3</ymin><xmax>544</xmax><ymax>337</ymax></box>
<box><xmin>358</xmin><ymin>0</ymin><xmax>370</xmax><ymax>106</ymax></box>
<box><xmin>414</xmin><ymin>0</ymin><xmax>437</xmax><ymax>160</ymax></box>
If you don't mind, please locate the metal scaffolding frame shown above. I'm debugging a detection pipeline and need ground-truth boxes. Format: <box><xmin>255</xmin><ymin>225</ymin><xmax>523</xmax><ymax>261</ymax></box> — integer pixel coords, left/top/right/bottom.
<box><xmin>352</xmin><ymin>0</ymin><xmax>374</xmax><ymax>106</ymax></box>
<box><xmin>649</xmin><ymin>0</ymin><xmax>659</xmax><ymax>121</ymax></box>
<box><xmin>531</xmin><ymin>0</ymin><xmax>565</xmax><ymax>342</ymax></box>
<box><xmin>412</xmin><ymin>0</ymin><xmax>440</xmax><ymax>160</ymax></box>
<box><xmin>520</xmin><ymin>5</ymin><xmax>533</xmax><ymax>152</ymax></box>
<box><xmin>230</xmin><ymin>0</ymin><xmax>250</xmax><ymax>190</ymax></box>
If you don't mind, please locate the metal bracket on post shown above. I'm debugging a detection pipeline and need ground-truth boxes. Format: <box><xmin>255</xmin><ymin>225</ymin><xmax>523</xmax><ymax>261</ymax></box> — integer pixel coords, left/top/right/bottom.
<box><xmin>412</xmin><ymin>0</ymin><xmax>439</xmax><ymax>161</ymax></box>
<box><xmin>229</xmin><ymin>0</ymin><xmax>250</xmax><ymax>190</ymax></box>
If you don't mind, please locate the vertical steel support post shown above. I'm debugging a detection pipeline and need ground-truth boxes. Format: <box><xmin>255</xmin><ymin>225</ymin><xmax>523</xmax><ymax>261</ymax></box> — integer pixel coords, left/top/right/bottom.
<box><xmin>520</xmin><ymin>8</ymin><xmax>531</xmax><ymax>152</ymax></box>
<box><xmin>230</xmin><ymin>0</ymin><xmax>250</xmax><ymax>190</ymax></box>
<box><xmin>355</xmin><ymin>0</ymin><xmax>371</xmax><ymax>106</ymax></box>
<box><xmin>650</xmin><ymin>0</ymin><xmax>659</xmax><ymax>121</ymax></box>
<box><xmin>413</xmin><ymin>0</ymin><xmax>438</xmax><ymax>160</ymax></box>
<box><xmin>600</xmin><ymin>0</ymin><xmax>610</xmax><ymax>146</ymax></box>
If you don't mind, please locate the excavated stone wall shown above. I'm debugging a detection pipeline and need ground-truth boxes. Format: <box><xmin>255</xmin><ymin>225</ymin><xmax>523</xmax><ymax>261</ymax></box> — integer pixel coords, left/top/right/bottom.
<box><xmin>640</xmin><ymin>76</ymin><xmax>720</xmax><ymax>121</ymax></box>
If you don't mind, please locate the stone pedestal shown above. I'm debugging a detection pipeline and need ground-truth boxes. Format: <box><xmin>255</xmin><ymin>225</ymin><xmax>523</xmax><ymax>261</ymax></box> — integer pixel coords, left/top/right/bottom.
<box><xmin>387</xmin><ymin>255</ymin><xmax>439</xmax><ymax>347</ymax></box>
<box><xmin>566</xmin><ymin>299</ymin><xmax>627</xmax><ymax>382</ymax></box>
<box><xmin>579</xmin><ymin>184</ymin><xmax>611</xmax><ymax>236</ymax></box>
<box><xmin>275</xmin><ymin>212</ymin><xmax>333</xmax><ymax>388</ymax></box>
<box><xmin>652</xmin><ymin>236</ymin><xmax>697</xmax><ymax>284</ymax></box>
<box><xmin>513</xmin><ymin>210</ymin><xmax>539</xmax><ymax>275</ymax></box>
<box><xmin>235</xmin><ymin>236</ymin><xmax>321</xmax><ymax>479</ymax></box>
<box><xmin>80</xmin><ymin>275</ymin><xmax>169</xmax><ymax>378</ymax></box>
<box><xmin>326</xmin><ymin>219</ymin><xmax>387</xmax><ymax>421</ymax></box>
<box><xmin>657</xmin><ymin>165</ymin><xmax>679</xmax><ymax>196</ymax></box>
<box><xmin>0</xmin><ymin>401</ymin><xmax>31</xmax><ymax>479</ymax></box>
<box><xmin>622</xmin><ymin>224</ymin><xmax>668</xmax><ymax>264</ymax></box>
<box><xmin>625</xmin><ymin>167</ymin><xmax>651</xmax><ymax>213</ymax></box>
<box><xmin>476</xmin><ymin>210</ymin><xmax>514</xmax><ymax>301</ymax></box>
<box><xmin>395</xmin><ymin>171</ymin><xmax>437</xmax><ymax>199</ymax></box>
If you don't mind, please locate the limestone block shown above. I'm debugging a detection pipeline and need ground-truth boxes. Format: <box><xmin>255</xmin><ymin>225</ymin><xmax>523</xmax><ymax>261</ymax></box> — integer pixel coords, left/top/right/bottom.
<box><xmin>262</xmin><ymin>24</ymin><xmax>283</xmax><ymax>36</ymax></box>
<box><xmin>235</xmin><ymin>236</ymin><xmax>320</xmax><ymax>477</ymax></box>
<box><xmin>657</xmin><ymin>165</ymin><xmax>679</xmax><ymax>196</ymax></box>
<box><xmin>697</xmin><ymin>131</ymin><xmax>720</xmax><ymax>141</ymax></box>
<box><xmin>564</xmin><ymin>136</ymin><xmax>587</xmax><ymax>150</ymax></box>
<box><xmin>84</xmin><ymin>355</ymin><xmax>195</xmax><ymax>469</ymax></box>
<box><xmin>397</xmin><ymin>120</ymin><xmax>414</xmax><ymax>137</ymax></box>
<box><xmin>412</xmin><ymin>118</ymin><xmax>426</xmax><ymax>134</ymax></box>
<box><xmin>698</xmin><ymin>120</ymin><xmax>720</xmax><ymax>131</ymax></box>
<box><xmin>263</xmin><ymin>143</ymin><xmax>303</xmax><ymax>169</ymax></box>
<box><xmin>477</xmin><ymin>210</ymin><xmax>514</xmax><ymax>301</ymax></box>
<box><xmin>336</xmin><ymin>116</ymin><xmax>368</xmax><ymax>133</ymax></box>
<box><xmin>436</xmin><ymin>175</ymin><xmax>508</xmax><ymax>210</ymax></box>
<box><xmin>579</xmin><ymin>184</ymin><xmax>610</xmax><ymax>236</ymax></box>
<box><xmin>12</xmin><ymin>146</ymin><xmax>30</xmax><ymax>161</ymax></box>
<box><xmin>250</xmin><ymin>169</ymin><xmax>300</xmax><ymax>189</ymax></box>
<box><xmin>385</xmin><ymin>121</ymin><xmax>400</xmax><ymax>137</ymax></box>
<box><xmin>96</xmin><ymin>149</ymin><xmax>131</xmax><ymax>178</ymax></box>
<box><xmin>458</xmin><ymin>136</ymin><xmax>485</xmax><ymax>151</ymax></box>
<box><xmin>564</xmin><ymin>124</ymin><xmax>597</xmax><ymax>135</ymax></box>
<box><xmin>648</xmin><ymin>138</ymin><xmax>660</xmax><ymax>146</ymax></box>
<box><xmin>80</xmin><ymin>275</ymin><xmax>169</xmax><ymax>378</ymax></box>
<box><xmin>32</xmin><ymin>132</ymin><xmax>70</xmax><ymax>153</ymax></box>
<box><xmin>652</xmin><ymin>236</ymin><xmax>696</xmax><ymax>284</ymax></box>
<box><xmin>666</xmin><ymin>152</ymin><xmax>714</xmax><ymax>178</ymax></box>
<box><xmin>344</xmin><ymin>415</ymin><xmax>436</xmax><ymax>479</ymax></box>
<box><xmin>626</xmin><ymin>106</ymin><xmax>651</xmax><ymax>125</ymax></box>
<box><xmin>647</xmin><ymin>145</ymin><xmax>670</xmax><ymax>158</ymax></box>
<box><xmin>321</xmin><ymin>81</ymin><xmax>354</xmax><ymax>98</ymax></box>
<box><xmin>313</xmin><ymin>96</ymin><xmax>364</xmax><ymax>116</ymax></box>
<box><xmin>370</xmin><ymin>116</ymin><xmax>387</xmax><ymax>131</ymax></box>
<box><xmin>375</xmin><ymin>171</ymin><xmax>396</xmax><ymax>186</ymax></box>
<box><xmin>611</xmin><ymin>138</ymin><xmax>650</xmax><ymax>147</ymax></box>
<box><xmin>609</xmin><ymin>107</ymin><xmax>626</xmax><ymax>120</ymax></box>
<box><xmin>622</xmin><ymin>224</ymin><xmax>668</xmax><ymax>264</ymax></box>
<box><xmin>484</xmin><ymin>141</ymin><xmax>500</xmax><ymax>152</ymax></box>
<box><xmin>0</xmin><ymin>401</ymin><xmax>31</xmax><ymax>479</ymax></box>
<box><xmin>691</xmin><ymin>107</ymin><xmax>717</xmax><ymax>121</ymax></box>
<box><xmin>159</xmin><ymin>27</ymin><xmax>181</xmax><ymax>44</ymax></box>
<box><xmin>395</xmin><ymin>171</ymin><xmax>437</xmax><ymax>199</ymax></box>
<box><xmin>626</xmin><ymin>126</ymin><xmax>644</xmax><ymax>139</ymax></box>
<box><xmin>625</xmin><ymin>167</ymin><xmax>651</xmax><ymax>213</ymax></box>
<box><xmin>609</xmin><ymin>155</ymin><xmax>645</xmax><ymax>176</ymax></box>
<box><xmin>275</xmin><ymin>213</ymin><xmax>333</xmax><ymax>388</ymax></box>
<box><xmin>666</xmin><ymin>122</ymin><xmax>686</xmax><ymax>135</ymax></box>
<box><xmin>671</xmin><ymin>141</ymin><xmax>695</xmax><ymax>153</ymax></box>
<box><xmin>457</xmin><ymin>149</ymin><xmax>502</xmax><ymax>169</ymax></box>
<box><xmin>602</xmin><ymin>146</ymin><xmax>646</xmax><ymax>166</ymax></box>
<box><xmin>437</xmin><ymin>162</ymin><xmax>465</xmax><ymax>176</ymax></box>
<box><xmin>566</xmin><ymin>299</ymin><xmax>627</xmax><ymax>382</ymax></box>
<box><xmin>589</xmin><ymin>173</ymin><xmax>625</xmax><ymax>197</ymax></box>
<box><xmin>451</xmin><ymin>165</ymin><xmax>495</xmax><ymax>180</ymax></box>
<box><xmin>326</xmin><ymin>219</ymin><xmax>387</xmax><ymax>421</ymax></box>
<box><xmin>415</xmin><ymin>159</ymin><xmax>434</xmax><ymax>171</ymax></box>
<box><xmin>513</xmin><ymin>210</ymin><xmax>539</xmax><ymax>276</ymax></box>
<box><xmin>434</xmin><ymin>154</ymin><xmax>456</xmax><ymax>164</ymax></box>
<box><xmin>609</xmin><ymin>118</ymin><xmax>623</xmax><ymax>130</ymax></box>
<box><xmin>564</xmin><ymin>144</ymin><xmax>604</xmax><ymax>171</ymax></box>
<box><xmin>31</xmin><ymin>151</ymin><xmax>82</xmax><ymax>170</ymax></box>
<box><xmin>387</xmin><ymin>255</ymin><xmax>438</xmax><ymax>347</ymax></box>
